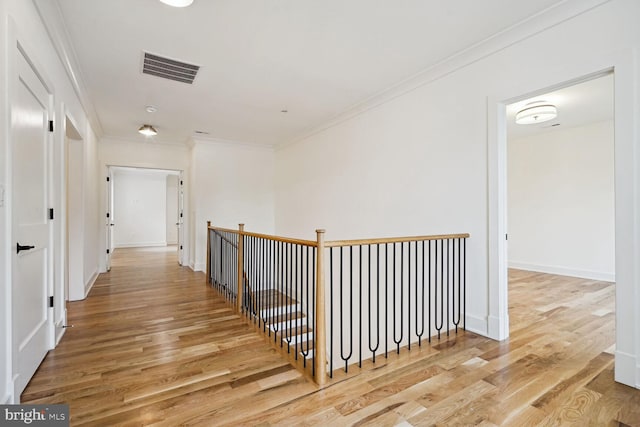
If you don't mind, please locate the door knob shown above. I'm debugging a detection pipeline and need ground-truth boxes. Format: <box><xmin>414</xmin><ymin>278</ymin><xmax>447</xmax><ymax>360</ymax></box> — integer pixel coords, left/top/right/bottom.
<box><xmin>17</xmin><ymin>243</ymin><xmax>35</xmax><ymax>254</ymax></box>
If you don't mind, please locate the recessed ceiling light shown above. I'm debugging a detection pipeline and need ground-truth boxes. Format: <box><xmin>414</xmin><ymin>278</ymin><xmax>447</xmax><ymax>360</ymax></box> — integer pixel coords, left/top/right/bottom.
<box><xmin>138</xmin><ymin>124</ymin><xmax>158</xmax><ymax>136</ymax></box>
<box><xmin>145</xmin><ymin>105</ymin><xmax>157</xmax><ymax>113</ymax></box>
<box><xmin>515</xmin><ymin>102</ymin><xmax>557</xmax><ymax>125</ymax></box>
<box><xmin>159</xmin><ymin>0</ymin><xmax>194</xmax><ymax>7</ymax></box>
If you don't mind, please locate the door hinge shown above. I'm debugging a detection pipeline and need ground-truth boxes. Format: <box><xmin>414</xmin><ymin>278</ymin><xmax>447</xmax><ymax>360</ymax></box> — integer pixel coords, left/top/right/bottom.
<box><xmin>107</xmin><ymin>249</ymin><xmax>110</xmax><ymax>254</ymax></box>
<box><xmin>180</xmin><ymin>245</ymin><xmax>183</xmax><ymax>250</ymax></box>
<box><xmin>49</xmin><ymin>208</ymin><xmax>54</xmax><ymax>220</ymax></box>
<box><xmin>49</xmin><ymin>296</ymin><xmax>54</xmax><ymax>308</ymax></box>
<box><xmin>180</xmin><ymin>180</ymin><xmax>183</xmax><ymax>186</ymax></box>
<box><xmin>106</xmin><ymin>176</ymin><xmax>110</xmax><ymax>182</ymax></box>
<box><xmin>505</xmin><ymin>234</ymin><xmax>508</xmax><ymax>241</ymax></box>
<box><xmin>106</xmin><ymin>212</ymin><xmax>110</xmax><ymax>218</ymax></box>
<box><xmin>48</xmin><ymin>120</ymin><xmax>54</xmax><ymax>132</ymax></box>
<box><xmin>180</xmin><ymin>212</ymin><xmax>183</xmax><ymax>218</ymax></box>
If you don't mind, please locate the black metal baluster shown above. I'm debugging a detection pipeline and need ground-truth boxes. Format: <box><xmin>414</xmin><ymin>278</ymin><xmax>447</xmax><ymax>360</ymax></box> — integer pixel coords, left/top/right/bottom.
<box><xmin>359</xmin><ymin>245</ymin><xmax>362</xmax><ymax>368</ymax></box>
<box><xmin>385</xmin><ymin>243</ymin><xmax>388</xmax><ymax>358</ymax></box>
<box><xmin>312</xmin><ymin>246</ymin><xmax>317</xmax><ymax>377</ymax></box>
<box><xmin>329</xmin><ymin>247</ymin><xmax>333</xmax><ymax>377</ymax></box>
<box><xmin>369</xmin><ymin>244</ymin><xmax>380</xmax><ymax>363</ymax></box>
<box><xmin>435</xmin><ymin>239</ymin><xmax>443</xmax><ymax>339</ymax></box>
<box><xmin>446</xmin><ymin>239</ymin><xmax>450</xmax><ymax>337</ymax></box>
<box><xmin>408</xmin><ymin>241</ymin><xmax>411</xmax><ymax>351</ymax></box>
<box><xmin>416</xmin><ymin>240</ymin><xmax>424</xmax><ymax>347</ymax></box>
<box><xmin>463</xmin><ymin>238</ymin><xmax>466</xmax><ymax>331</ymax></box>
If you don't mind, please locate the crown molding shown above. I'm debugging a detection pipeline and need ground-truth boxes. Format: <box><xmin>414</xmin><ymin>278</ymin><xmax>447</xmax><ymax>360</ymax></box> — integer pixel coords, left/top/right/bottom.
<box><xmin>278</xmin><ymin>0</ymin><xmax>612</xmax><ymax>150</ymax></box>
<box><xmin>100</xmin><ymin>135</ymin><xmax>190</xmax><ymax>150</ymax></box>
<box><xmin>191</xmin><ymin>135</ymin><xmax>275</xmax><ymax>151</ymax></box>
<box><xmin>32</xmin><ymin>0</ymin><xmax>104</xmax><ymax>137</ymax></box>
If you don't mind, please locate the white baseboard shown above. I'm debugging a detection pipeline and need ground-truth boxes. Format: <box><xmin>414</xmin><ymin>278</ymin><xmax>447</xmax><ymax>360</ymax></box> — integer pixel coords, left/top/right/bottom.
<box><xmin>192</xmin><ymin>262</ymin><xmax>205</xmax><ymax>272</ymax></box>
<box><xmin>508</xmin><ymin>261</ymin><xmax>615</xmax><ymax>282</ymax></box>
<box><xmin>2</xmin><ymin>392</ymin><xmax>11</xmax><ymax>404</ymax></box>
<box><xmin>465</xmin><ymin>314</ymin><xmax>488</xmax><ymax>337</ymax></box>
<box><xmin>84</xmin><ymin>270</ymin><xmax>98</xmax><ymax>298</ymax></box>
<box><xmin>615</xmin><ymin>350</ymin><xmax>639</xmax><ymax>389</ymax></box>
<box><xmin>115</xmin><ymin>241</ymin><xmax>167</xmax><ymax>248</ymax></box>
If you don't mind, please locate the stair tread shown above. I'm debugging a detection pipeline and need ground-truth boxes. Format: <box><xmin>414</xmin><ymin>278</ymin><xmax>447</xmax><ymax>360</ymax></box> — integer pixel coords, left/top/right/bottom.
<box><xmin>264</xmin><ymin>311</ymin><xmax>306</xmax><ymax>324</ymax></box>
<box><xmin>251</xmin><ymin>289</ymin><xmax>298</xmax><ymax>309</ymax></box>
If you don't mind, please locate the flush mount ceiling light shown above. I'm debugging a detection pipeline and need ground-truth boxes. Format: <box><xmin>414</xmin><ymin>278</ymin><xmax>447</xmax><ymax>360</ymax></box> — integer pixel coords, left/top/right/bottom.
<box><xmin>138</xmin><ymin>124</ymin><xmax>158</xmax><ymax>136</ymax></box>
<box><xmin>515</xmin><ymin>102</ymin><xmax>558</xmax><ymax>125</ymax></box>
<box><xmin>158</xmin><ymin>0</ymin><xmax>194</xmax><ymax>7</ymax></box>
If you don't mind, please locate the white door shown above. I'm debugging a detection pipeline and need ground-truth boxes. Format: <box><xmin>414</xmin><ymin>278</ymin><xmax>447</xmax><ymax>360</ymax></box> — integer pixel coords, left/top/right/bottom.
<box><xmin>12</xmin><ymin>46</ymin><xmax>52</xmax><ymax>398</ymax></box>
<box><xmin>106</xmin><ymin>169</ymin><xmax>114</xmax><ymax>271</ymax></box>
<box><xmin>177</xmin><ymin>172</ymin><xmax>184</xmax><ymax>266</ymax></box>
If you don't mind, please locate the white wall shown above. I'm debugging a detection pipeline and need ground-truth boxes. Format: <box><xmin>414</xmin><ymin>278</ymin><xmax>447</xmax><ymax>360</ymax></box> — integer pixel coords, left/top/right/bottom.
<box><xmin>190</xmin><ymin>140</ymin><xmax>275</xmax><ymax>271</ymax></box>
<box><xmin>508</xmin><ymin>121</ymin><xmax>614</xmax><ymax>281</ymax></box>
<box><xmin>98</xmin><ymin>138</ymin><xmax>190</xmax><ymax>268</ymax></box>
<box><xmin>113</xmin><ymin>171</ymin><xmax>167</xmax><ymax>248</ymax></box>
<box><xmin>67</xmin><ymin>140</ymin><xmax>84</xmax><ymax>301</ymax></box>
<box><xmin>274</xmin><ymin>0</ymin><xmax>640</xmax><ymax>387</ymax></box>
<box><xmin>166</xmin><ymin>175</ymin><xmax>179</xmax><ymax>245</ymax></box>
<box><xmin>0</xmin><ymin>0</ymin><xmax>101</xmax><ymax>403</ymax></box>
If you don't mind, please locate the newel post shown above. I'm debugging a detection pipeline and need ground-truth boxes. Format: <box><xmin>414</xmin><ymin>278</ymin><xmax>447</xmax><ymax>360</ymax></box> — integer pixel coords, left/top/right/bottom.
<box><xmin>206</xmin><ymin>220</ymin><xmax>211</xmax><ymax>284</ymax></box>
<box><xmin>315</xmin><ymin>229</ymin><xmax>327</xmax><ymax>385</ymax></box>
<box><xmin>237</xmin><ymin>223</ymin><xmax>245</xmax><ymax>313</ymax></box>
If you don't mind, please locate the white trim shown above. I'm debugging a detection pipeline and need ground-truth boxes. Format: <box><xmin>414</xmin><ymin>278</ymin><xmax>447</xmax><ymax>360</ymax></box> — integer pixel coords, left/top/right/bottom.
<box><xmin>508</xmin><ymin>261</ymin><xmax>615</xmax><ymax>282</ymax></box>
<box><xmin>615</xmin><ymin>350</ymin><xmax>638</xmax><ymax>387</ymax></box>
<box><xmin>54</xmin><ymin>309</ymin><xmax>67</xmax><ymax>345</ymax></box>
<box><xmin>191</xmin><ymin>136</ymin><xmax>275</xmax><ymax>152</ymax></box>
<box><xmin>279</xmin><ymin>0</ymin><xmax>611</xmax><ymax>150</ymax></box>
<box><xmin>115</xmin><ymin>242</ymin><xmax>167</xmax><ymax>248</ymax></box>
<box><xmin>32</xmin><ymin>0</ymin><xmax>103</xmax><ymax>137</ymax></box>
<box><xmin>192</xmin><ymin>262</ymin><xmax>205</xmax><ymax>272</ymax></box>
<box><xmin>464</xmin><ymin>314</ymin><xmax>488</xmax><ymax>337</ymax></box>
<box><xmin>83</xmin><ymin>270</ymin><xmax>98</xmax><ymax>298</ymax></box>
<box><xmin>489</xmin><ymin>51</ymin><xmax>639</xmax><ymax>389</ymax></box>
<box><xmin>1</xmin><ymin>392</ymin><xmax>12</xmax><ymax>404</ymax></box>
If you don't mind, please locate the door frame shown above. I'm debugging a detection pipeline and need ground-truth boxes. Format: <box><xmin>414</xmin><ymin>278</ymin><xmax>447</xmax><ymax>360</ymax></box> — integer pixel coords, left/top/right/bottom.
<box><xmin>488</xmin><ymin>52</ymin><xmax>639</xmax><ymax>388</ymax></box>
<box><xmin>105</xmin><ymin>165</ymin><xmax>185</xmax><ymax>266</ymax></box>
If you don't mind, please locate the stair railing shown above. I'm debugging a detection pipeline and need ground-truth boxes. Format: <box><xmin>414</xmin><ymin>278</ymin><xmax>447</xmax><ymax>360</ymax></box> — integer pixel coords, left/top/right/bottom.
<box><xmin>206</xmin><ymin>222</ymin><xmax>469</xmax><ymax>386</ymax></box>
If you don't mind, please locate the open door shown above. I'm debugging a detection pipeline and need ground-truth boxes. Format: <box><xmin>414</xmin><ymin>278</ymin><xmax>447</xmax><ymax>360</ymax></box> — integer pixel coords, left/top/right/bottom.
<box><xmin>178</xmin><ymin>172</ymin><xmax>184</xmax><ymax>266</ymax></box>
<box><xmin>106</xmin><ymin>168</ymin><xmax>114</xmax><ymax>271</ymax></box>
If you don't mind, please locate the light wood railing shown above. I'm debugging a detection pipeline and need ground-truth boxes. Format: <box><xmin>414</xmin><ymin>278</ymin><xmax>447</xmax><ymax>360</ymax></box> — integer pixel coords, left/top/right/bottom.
<box><xmin>206</xmin><ymin>222</ymin><xmax>469</xmax><ymax>385</ymax></box>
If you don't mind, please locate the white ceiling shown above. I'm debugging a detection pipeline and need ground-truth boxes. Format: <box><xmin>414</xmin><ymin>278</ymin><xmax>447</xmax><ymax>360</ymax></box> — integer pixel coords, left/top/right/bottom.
<box><xmin>55</xmin><ymin>0</ymin><xmax>570</xmax><ymax>146</ymax></box>
<box><xmin>506</xmin><ymin>73</ymin><xmax>614</xmax><ymax>139</ymax></box>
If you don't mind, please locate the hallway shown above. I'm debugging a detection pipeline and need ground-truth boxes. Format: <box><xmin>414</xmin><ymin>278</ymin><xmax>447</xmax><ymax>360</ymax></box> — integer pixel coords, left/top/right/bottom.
<box><xmin>21</xmin><ymin>248</ymin><xmax>640</xmax><ymax>425</ymax></box>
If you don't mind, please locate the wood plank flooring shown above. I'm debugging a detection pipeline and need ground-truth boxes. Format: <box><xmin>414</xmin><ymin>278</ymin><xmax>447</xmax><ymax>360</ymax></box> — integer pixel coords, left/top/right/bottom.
<box><xmin>22</xmin><ymin>248</ymin><xmax>640</xmax><ymax>426</ymax></box>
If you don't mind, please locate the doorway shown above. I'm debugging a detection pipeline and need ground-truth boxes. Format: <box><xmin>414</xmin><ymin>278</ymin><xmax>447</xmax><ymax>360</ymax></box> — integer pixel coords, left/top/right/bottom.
<box><xmin>106</xmin><ymin>166</ymin><xmax>184</xmax><ymax>267</ymax></box>
<box><xmin>505</xmin><ymin>73</ymin><xmax>615</xmax><ymax>338</ymax></box>
<box><xmin>488</xmin><ymin>64</ymin><xmax>640</xmax><ymax>388</ymax></box>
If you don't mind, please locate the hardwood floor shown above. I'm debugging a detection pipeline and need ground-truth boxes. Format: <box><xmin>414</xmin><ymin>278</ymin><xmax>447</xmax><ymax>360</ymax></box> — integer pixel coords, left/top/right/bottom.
<box><xmin>22</xmin><ymin>248</ymin><xmax>640</xmax><ymax>426</ymax></box>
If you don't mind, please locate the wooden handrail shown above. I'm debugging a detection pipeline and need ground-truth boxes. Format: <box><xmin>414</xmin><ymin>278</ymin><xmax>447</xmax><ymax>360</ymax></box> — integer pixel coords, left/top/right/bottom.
<box><xmin>324</xmin><ymin>233</ymin><xmax>470</xmax><ymax>247</ymax></box>
<box><xmin>242</xmin><ymin>230</ymin><xmax>317</xmax><ymax>247</ymax></box>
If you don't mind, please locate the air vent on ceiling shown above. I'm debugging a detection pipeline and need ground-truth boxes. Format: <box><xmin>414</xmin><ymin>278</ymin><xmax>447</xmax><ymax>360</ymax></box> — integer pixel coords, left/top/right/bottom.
<box><xmin>142</xmin><ymin>52</ymin><xmax>199</xmax><ymax>84</ymax></box>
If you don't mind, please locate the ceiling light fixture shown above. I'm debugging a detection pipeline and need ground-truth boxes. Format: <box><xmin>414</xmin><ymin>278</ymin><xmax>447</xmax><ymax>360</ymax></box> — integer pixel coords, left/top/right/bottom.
<box><xmin>515</xmin><ymin>102</ymin><xmax>558</xmax><ymax>125</ymax></box>
<box><xmin>145</xmin><ymin>105</ymin><xmax>157</xmax><ymax>113</ymax></box>
<box><xmin>138</xmin><ymin>124</ymin><xmax>158</xmax><ymax>136</ymax></box>
<box><xmin>158</xmin><ymin>0</ymin><xmax>194</xmax><ymax>7</ymax></box>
